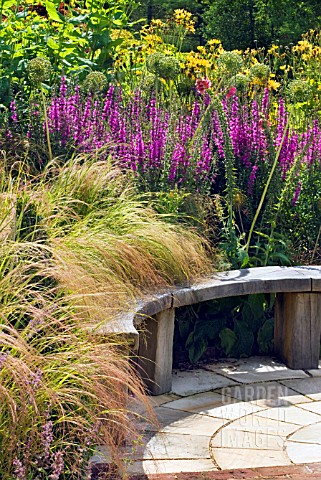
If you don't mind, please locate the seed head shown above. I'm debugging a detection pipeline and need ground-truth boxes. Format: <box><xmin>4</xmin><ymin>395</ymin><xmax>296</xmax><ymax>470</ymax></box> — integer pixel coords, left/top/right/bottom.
<box><xmin>83</xmin><ymin>72</ymin><xmax>108</xmax><ymax>94</ymax></box>
<box><xmin>27</xmin><ymin>57</ymin><xmax>52</xmax><ymax>84</ymax></box>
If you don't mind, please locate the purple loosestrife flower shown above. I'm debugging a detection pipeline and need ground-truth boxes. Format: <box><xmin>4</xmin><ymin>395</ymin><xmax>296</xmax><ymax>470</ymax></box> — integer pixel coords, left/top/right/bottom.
<box><xmin>191</xmin><ymin>101</ymin><xmax>200</xmax><ymax>135</ymax></box>
<box><xmin>10</xmin><ymin>100</ymin><xmax>18</xmax><ymax>123</ymax></box>
<box><xmin>238</xmin><ymin>104</ymin><xmax>252</xmax><ymax>167</ymax></box>
<box><xmin>261</xmin><ymin>88</ymin><xmax>270</xmax><ymax>118</ymax></box>
<box><xmin>275</xmin><ymin>98</ymin><xmax>290</xmax><ymax>174</ymax></box>
<box><xmin>228</xmin><ymin>92</ymin><xmax>241</xmax><ymax>158</ymax></box>
<box><xmin>292</xmin><ymin>181</ymin><xmax>302</xmax><ymax>206</ymax></box>
<box><xmin>250</xmin><ymin>100</ymin><xmax>260</xmax><ymax>155</ymax></box>
<box><xmin>196</xmin><ymin>136</ymin><xmax>212</xmax><ymax>185</ymax></box>
<box><xmin>102</xmin><ymin>85</ymin><xmax>115</xmax><ymax>122</ymax></box>
<box><xmin>248</xmin><ymin>165</ymin><xmax>258</xmax><ymax>194</ymax></box>
<box><xmin>212</xmin><ymin>110</ymin><xmax>225</xmax><ymax>159</ymax></box>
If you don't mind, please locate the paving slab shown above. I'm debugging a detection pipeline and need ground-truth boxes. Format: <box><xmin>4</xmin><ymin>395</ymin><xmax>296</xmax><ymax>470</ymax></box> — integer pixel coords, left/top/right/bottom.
<box><xmin>281</xmin><ymin>377</ymin><xmax>321</xmax><ymax>400</ymax></box>
<box><xmin>160</xmin><ymin>412</ymin><xmax>227</xmax><ymax>436</ymax></box>
<box><xmin>127</xmin><ymin>458</ymin><xmax>218</xmax><ymax>475</ymax></box>
<box><xmin>137</xmin><ymin>407</ymin><xmax>192</xmax><ymax>432</ymax></box>
<box><xmin>211</xmin><ymin>446</ymin><xmax>291</xmax><ymax>469</ymax></box>
<box><xmin>286</xmin><ymin>442</ymin><xmax>321</xmax><ymax>464</ymax></box>
<box><xmin>287</xmin><ymin>422</ymin><xmax>321</xmax><ymax>444</ymax></box>
<box><xmin>211</xmin><ymin>429</ymin><xmax>284</xmax><ymax>450</ymax></box>
<box><xmin>149</xmin><ymin>394</ymin><xmax>181</xmax><ymax>407</ymax></box>
<box><xmin>205</xmin><ymin>357</ymin><xmax>308</xmax><ymax>384</ymax></box>
<box><xmin>255</xmin><ymin>404</ymin><xmax>321</xmax><ymax>425</ymax></box>
<box><xmin>221</xmin><ymin>414</ymin><xmax>300</xmax><ymax>437</ymax></box>
<box><xmin>163</xmin><ymin>391</ymin><xmax>264</xmax><ymax>419</ymax></box>
<box><xmin>296</xmin><ymin>400</ymin><xmax>321</xmax><ymax>416</ymax></box>
<box><xmin>142</xmin><ymin>432</ymin><xmax>211</xmax><ymax>460</ymax></box>
<box><xmin>220</xmin><ymin>381</ymin><xmax>312</xmax><ymax>407</ymax></box>
<box><xmin>162</xmin><ymin>391</ymin><xmax>232</xmax><ymax>413</ymax></box>
<box><xmin>171</xmin><ymin>369</ymin><xmax>237</xmax><ymax>396</ymax></box>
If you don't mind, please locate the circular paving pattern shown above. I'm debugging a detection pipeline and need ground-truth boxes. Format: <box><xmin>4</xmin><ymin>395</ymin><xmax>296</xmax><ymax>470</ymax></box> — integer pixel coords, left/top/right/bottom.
<box><xmin>113</xmin><ymin>357</ymin><xmax>321</xmax><ymax>476</ymax></box>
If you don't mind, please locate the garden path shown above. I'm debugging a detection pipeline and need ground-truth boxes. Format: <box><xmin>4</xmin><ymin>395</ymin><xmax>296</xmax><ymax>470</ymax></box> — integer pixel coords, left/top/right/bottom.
<box><xmin>93</xmin><ymin>356</ymin><xmax>321</xmax><ymax>477</ymax></box>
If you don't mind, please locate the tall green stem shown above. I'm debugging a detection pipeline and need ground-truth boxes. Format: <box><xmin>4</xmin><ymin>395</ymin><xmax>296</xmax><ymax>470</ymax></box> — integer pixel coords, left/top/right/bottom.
<box><xmin>245</xmin><ymin>111</ymin><xmax>292</xmax><ymax>253</ymax></box>
<box><xmin>40</xmin><ymin>86</ymin><xmax>53</xmax><ymax>163</ymax></box>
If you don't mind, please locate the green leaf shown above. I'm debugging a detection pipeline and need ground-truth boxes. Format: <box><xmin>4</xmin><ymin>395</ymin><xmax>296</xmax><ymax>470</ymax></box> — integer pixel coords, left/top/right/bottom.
<box><xmin>177</xmin><ymin>316</ymin><xmax>194</xmax><ymax>343</ymax></box>
<box><xmin>239</xmin><ymin>249</ymin><xmax>250</xmax><ymax>268</ymax></box>
<box><xmin>45</xmin><ymin>1</ymin><xmax>63</xmax><ymax>22</ymax></box>
<box><xmin>2</xmin><ymin>0</ymin><xmax>17</xmax><ymax>8</ymax></box>
<box><xmin>219</xmin><ymin>328</ymin><xmax>237</xmax><ymax>355</ymax></box>
<box><xmin>232</xmin><ymin>319</ymin><xmax>254</xmax><ymax>357</ymax></box>
<box><xmin>47</xmin><ymin>37</ymin><xmax>59</xmax><ymax>50</ymax></box>
<box><xmin>188</xmin><ymin>337</ymin><xmax>208</xmax><ymax>364</ymax></box>
<box><xmin>257</xmin><ymin>318</ymin><xmax>274</xmax><ymax>353</ymax></box>
<box><xmin>68</xmin><ymin>14</ymin><xmax>89</xmax><ymax>24</ymax></box>
<box><xmin>113</xmin><ymin>19</ymin><xmax>124</xmax><ymax>26</ymax></box>
<box><xmin>195</xmin><ymin>317</ymin><xmax>227</xmax><ymax>340</ymax></box>
<box><xmin>269</xmin><ymin>252</ymin><xmax>291</xmax><ymax>265</ymax></box>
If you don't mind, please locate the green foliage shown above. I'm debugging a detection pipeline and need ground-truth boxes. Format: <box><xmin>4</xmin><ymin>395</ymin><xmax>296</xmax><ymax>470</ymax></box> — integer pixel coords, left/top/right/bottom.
<box><xmin>0</xmin><ymin>0</ymin><xmax>137</xmax><ymax>103</ymax></box>
<box><xmin>203</xmin><ymin>0</ymin><xmax>321</xmax><ymax>50</ymax></box>
<box><xmin>175</xmin><ymin>293</ymin><xmax>275</xmax><ymax>363</ymax></box>
<box><xmin>219</xmin><ymin>327</ymin><xmax>237</xmax><ymax>355</ymax></box>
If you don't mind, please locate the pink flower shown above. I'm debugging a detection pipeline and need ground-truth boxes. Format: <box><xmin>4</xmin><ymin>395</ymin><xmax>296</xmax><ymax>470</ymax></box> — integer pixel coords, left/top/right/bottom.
<box><xmin>226</xmin><ymin>86</ymin><xmax>237</xmax><ymax>99</ymax></box>
<box><xmin>195</xmin><ymin>78</ymin><xmax>212</xmax><ymax>94</ymax></box>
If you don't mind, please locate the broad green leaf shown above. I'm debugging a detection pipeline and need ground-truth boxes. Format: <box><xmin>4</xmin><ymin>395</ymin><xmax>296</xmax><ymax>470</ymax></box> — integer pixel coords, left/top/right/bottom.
<box><xmin>188</xmin><ymin>337</ymin><xmax>208</xmax><ymax>364</ymax></box>
<box><xmin>178</xmin><ymin>316</ymin><xmax>194</xmax><ymax>343</ymax></box>
<box><xmin>257</xmin><ymin>318</ymin><xmax>274</xmax><ymax>353</ymax></box>
<box><xmin>219</xmin><ymin>328</ymin><xmax>237</xmax><ymax>355</ymax></box>
<box><xmin>68</xmin><ymin>14</ymin><xmax>89</xmax><ymax>24</ymax></box>
<box><xmin>2</xmin><ymin>0</ymin><xmax>16</xmax><ymax>8</ymax></box>
<box><xmin>47</xmin><ymin>37</ymin><xmax>59</xmax><ymax>50</ymax></box>
<box><xmin>45</xmin><ymin>1</ymin><xmax>63</xmax><ymax>22</ymax></box>
<box><xmin>232</xmin><ymin>319</ymin><xmax>254</xmax><ymax>357</ymax></box>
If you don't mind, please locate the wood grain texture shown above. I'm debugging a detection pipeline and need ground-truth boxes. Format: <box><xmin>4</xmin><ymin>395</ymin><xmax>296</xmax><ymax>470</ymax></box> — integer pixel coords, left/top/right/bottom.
<box><xmin>275</xmin><ymin>292</ymin><xmax>321</xmax><ymax>370</ymax></box>
<box><xmin>137</xmin><ymin>308</ymin><xmax>175</xmax><ymax>395</ymax></box>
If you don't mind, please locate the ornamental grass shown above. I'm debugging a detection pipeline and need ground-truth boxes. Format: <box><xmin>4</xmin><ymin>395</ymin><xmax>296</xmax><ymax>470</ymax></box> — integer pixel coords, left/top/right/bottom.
<box><xmin>0</xmin><ymin>156</ymin><xmax>213</xmax><ymax>479</ymax></box>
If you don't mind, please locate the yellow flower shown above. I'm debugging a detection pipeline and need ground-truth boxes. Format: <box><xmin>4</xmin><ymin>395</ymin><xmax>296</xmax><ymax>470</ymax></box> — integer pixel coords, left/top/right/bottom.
<box><xmin>172</xmin><ymin>9</ymin><xmax>195</xmax><ymax>33</ymax></box>
<box><xmin>268</xmin><ymin>79</ymin><xmax>280</xmax><ymax>90</ymax></box>
<box><xmin>197</xmin><ymin>46</ymin><xmax>207</xmax><ymax>55</ymax></box>
<box><xmin>150</xmin><ymin>19</ymin><xmax>165</xmax><ymax>29</ymax></box>
<box><xmin>208</xmin><ymin>38</ymin><xmax>221</xmax><ymax>45</ymax></box>
<box><xmin>268</xmin><ymin>44</ymin><xmax>279</xmax><ymax>54</ymax></box>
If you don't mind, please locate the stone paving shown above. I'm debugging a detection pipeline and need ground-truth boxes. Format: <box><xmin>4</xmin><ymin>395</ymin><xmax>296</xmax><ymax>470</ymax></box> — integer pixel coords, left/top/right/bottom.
<box><xmin>92</xmin><ymin>357</ymin><xmax>321</xmax><ymax>477</ymax></box>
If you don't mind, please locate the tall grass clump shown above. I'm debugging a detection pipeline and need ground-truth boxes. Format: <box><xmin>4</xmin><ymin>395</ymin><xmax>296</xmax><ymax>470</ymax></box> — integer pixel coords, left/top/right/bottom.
<box><xmin>0</xmin><ymin>155</ymin><xmax>214</xmax><ymax>479</ymax></box>
<box><xmin>34</xmin><ymin>157</ymin><xmax>213</xmax><ymax>311</ymax></box>
<box><xmin>0</xmin><ymin>241</ymin><xmax>152</xmax><ymax>479</ymax></box>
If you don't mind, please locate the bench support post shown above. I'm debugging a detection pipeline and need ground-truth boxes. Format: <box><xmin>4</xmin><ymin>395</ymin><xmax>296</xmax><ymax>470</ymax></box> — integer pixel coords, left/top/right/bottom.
<box><xmin>137</xmin><ymin>308</ymin><xmax>175</xmax><ymax>395</ymax></box>
<box><xmin>275</xmin><ymin>292</ymin><xmax>321</xmax><ymax>370</ymax></box>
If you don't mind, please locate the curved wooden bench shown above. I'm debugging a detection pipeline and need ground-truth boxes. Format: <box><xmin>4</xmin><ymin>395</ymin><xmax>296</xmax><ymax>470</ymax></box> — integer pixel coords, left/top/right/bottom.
<box><xmin>100</xmin><ymin>266</ymin><xmax>321</xmax><ymax>395</ymax></box>
<box><xmin>140</xmin><ymin>265</ymin><xmax>321</xmax><ymax>394</ymax></box>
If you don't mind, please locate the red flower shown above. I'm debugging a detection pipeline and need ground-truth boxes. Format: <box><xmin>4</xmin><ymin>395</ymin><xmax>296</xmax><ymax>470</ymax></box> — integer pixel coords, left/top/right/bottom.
<box><xmin>195</xmin><ymin>78</ymin><xmax>212</xmax><ymax>94</ymax></box>
<box><xmin>226</xmin><ymin>86</ymin><xmax>237</xmax><ymax>99</ymax></box>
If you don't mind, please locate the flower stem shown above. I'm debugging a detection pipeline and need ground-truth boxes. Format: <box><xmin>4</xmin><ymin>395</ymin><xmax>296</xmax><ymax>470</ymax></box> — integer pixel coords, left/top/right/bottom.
<box><xmin>40</xmin><ymin>86</ymin><xmax>53</xmax><ymax>164</ymax></box>
<box><xmin>245</xmin><ymin>110</ymin><xmax>292</xmax><ymax>253</ymax></box>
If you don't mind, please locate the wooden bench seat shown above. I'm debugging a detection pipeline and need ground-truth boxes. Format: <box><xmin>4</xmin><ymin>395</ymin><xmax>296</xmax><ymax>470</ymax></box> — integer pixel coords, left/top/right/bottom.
<box><xmin>103</xmin><ymin>266</ymin><xmax>321</xmax><ymax>395</ymax></box>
